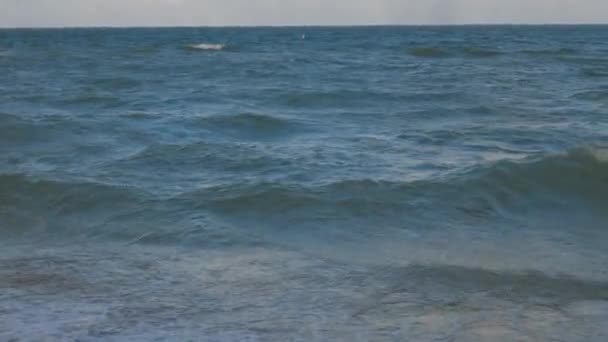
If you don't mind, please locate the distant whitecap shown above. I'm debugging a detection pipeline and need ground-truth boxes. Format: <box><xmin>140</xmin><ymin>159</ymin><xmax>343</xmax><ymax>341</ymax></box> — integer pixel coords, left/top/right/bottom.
<box><xmin>188</xmin><ymin>43</ymin><xmax>225</xmax><ymax>51</ymax></box>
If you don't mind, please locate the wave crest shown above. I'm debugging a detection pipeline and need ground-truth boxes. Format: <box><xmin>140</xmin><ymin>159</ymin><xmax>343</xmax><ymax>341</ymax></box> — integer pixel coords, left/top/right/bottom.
<box><xmin>186</xmin><ymin>147</ymin><xmax>608</xmax><ymax>219</ymax></box>
<box><xmin>407</xmin><ymin>46</ymin><xmax>502</xmax><ymax>59</ymax></box>
<box><xmin>188</xmin><ymin>43</ymin><xmax>225</xmax><ymax>51</ymax></box>
<box><xmin>521</xmin><ymin>47</ymin><xmax>577</xmax><ymax>57</ymax></box>
<box><xmin>0</xmin><ymin>174</ymin><xmax>145</xmax><ymax>236</ymax></box>
<box><xmin>194</xmin><ymin>113</ymin><xmax>301</xmax><ymax>140</ymax></box>
<box><xmin>408</xmin><ymin>47</ymin><xmax>450</xmax><ymax>58</ymax></box>
<box><xmin>2</xmin><ymin>147</ymin><xmax>607</xmax><ymax>238</ymax></box>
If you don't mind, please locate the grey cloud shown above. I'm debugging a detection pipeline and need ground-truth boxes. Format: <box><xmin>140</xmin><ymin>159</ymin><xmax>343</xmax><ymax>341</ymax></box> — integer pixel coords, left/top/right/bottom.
<box><xmin>1</xmin><ymin>0</ymin><xmax>606</xmax><ymax>27</ymax></box>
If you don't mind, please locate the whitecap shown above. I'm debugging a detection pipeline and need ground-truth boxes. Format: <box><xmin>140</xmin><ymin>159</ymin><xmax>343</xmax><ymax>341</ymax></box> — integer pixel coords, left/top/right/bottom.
<box><xmin>189</xmin><ymin>43</ymin><xmax>224</xmax><ymax>51</ymax></box>
<box><xmin>587</xmin><ymin>146</ymin><xmax>608</xmax><ymax>162</ymax></box>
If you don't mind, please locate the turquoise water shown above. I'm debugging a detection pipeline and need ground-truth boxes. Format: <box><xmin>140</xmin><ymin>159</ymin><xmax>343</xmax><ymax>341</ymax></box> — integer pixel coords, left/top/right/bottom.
<box><xmin>1</xmin><ymin>26</ymin><xmax>608</xmax><ymax>341</ymax></box>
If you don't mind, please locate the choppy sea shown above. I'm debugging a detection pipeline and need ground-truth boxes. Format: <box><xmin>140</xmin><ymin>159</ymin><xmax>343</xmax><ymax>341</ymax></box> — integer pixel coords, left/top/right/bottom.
<box><xmin>1</xmin><ymin>26</ymin><xmax>608</xmax><ymax>341</ymax></box>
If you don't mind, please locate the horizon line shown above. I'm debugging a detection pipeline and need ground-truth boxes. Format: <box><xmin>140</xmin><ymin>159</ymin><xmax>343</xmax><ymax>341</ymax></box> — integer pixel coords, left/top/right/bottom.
<box><xmin>1</xmin><ymin>22</ymin><xmax>607</xmax><ymax>30</ymax></box>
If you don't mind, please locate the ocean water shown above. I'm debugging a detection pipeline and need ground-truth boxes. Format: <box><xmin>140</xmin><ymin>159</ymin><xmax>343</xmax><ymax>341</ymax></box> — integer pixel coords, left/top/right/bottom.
<box><xmin>1</xmin><ymin>26</ymin><xmax>608</xmax><ymax>341</ymax></box>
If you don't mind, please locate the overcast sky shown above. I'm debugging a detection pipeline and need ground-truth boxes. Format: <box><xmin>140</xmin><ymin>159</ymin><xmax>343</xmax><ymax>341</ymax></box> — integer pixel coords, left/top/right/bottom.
<box><xmin>1</xmin><ymin>0</ymin><xmax>607</xmax><ymax>27</ymax></box>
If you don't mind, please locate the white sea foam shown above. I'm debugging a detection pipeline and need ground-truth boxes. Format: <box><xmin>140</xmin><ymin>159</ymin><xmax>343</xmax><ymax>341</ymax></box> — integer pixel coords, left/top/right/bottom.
<box><xmin>189</xmin><ymin>43</ymin><xmax>225</xmax><ymax>51</ymax></box>
<box><xmin>588</xmin><ymin>146</ymin><xmax>608</xmax><ymax>162</ymax></box>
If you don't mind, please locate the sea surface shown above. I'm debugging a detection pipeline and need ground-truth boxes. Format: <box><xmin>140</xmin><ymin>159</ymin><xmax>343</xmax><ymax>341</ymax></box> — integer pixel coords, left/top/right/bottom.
<box><xmin>1</xmin><ymin>26</ymin><xmax>608</xmax><ymax>341</ymax></box>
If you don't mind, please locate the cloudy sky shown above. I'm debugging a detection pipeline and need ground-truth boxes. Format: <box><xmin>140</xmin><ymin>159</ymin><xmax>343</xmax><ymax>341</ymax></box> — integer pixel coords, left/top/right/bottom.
<box><xmin>1</xmin><ymin>0</ymin><xmax>607</xmax><ymax>27</ymax></box>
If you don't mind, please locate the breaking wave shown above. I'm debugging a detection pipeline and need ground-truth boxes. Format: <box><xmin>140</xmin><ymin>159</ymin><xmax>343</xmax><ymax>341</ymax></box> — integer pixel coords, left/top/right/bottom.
<box><xmin>187</xmin><ymin>43</ymin><xmax>225</xmax><ymax>51</ymax></box>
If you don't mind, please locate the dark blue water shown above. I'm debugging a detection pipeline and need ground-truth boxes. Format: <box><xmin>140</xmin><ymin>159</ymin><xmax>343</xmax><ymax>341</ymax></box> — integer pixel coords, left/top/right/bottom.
<box><xmin>1</xmin><ymin>26</ymin><xmax>608</xmax><ymax>341</ymax></box>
